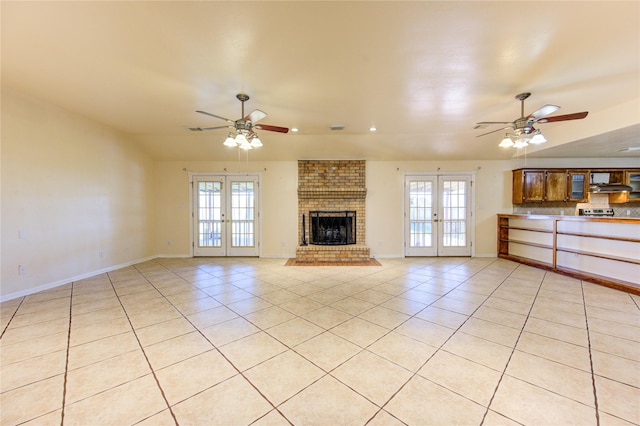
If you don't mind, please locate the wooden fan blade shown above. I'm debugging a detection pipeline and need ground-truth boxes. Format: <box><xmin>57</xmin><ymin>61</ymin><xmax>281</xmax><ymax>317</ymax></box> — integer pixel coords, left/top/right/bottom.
<box><xmin>189</xmin><ymin>125</ymin><xmax>234</xmax><ymax>131</ymax></box>
<box><xmin>476</xmin><ymin>126</ymin><xmax>513</xmax><ymax>138</ymax></box>
<box><xmin>196</xmin><ymin>110</ymin><xmax>234</xmax><ymax>122</ymax></box>
<box><xmin>474</xmin><ymin>121</ymin><xmax>513</xmax><ymax>129</ymax></box>
<box><xmin>246</xmin><ymin>109</ymin><xmax>267</xmax><ymax>124</ymax></box>
<box><xmin>255</xmin><ymin>124</ymin><xmax>289</xmax><ymax>133</ymax></box>
<box><xmin>528</xmin><ymin>104</ymin><xmax>560</xmax><ymax>120</ymax></box>
<box><xmin>536</xmin><ymin>111</ymin><xmax>588</xmax><ymax>123</ymax></box>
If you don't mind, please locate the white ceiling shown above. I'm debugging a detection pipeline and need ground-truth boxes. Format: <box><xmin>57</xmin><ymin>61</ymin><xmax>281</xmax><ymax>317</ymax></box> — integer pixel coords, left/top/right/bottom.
<box><xmin>2</xmin><ymin>1</ymin><xmax>639</xmax><ymax>162</ymax></box>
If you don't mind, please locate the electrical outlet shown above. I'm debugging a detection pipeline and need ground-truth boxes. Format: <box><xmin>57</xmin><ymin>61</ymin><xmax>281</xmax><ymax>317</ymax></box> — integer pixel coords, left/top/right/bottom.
<box><xmin>99</xmin><ymin>250</ymin><xmax>104</xmax><ymax>258</ymax></box>
<box><xmin>167</xmin><ymin>240</ymin><xmax>172</xmax><ymax>246</ymax></box>
<box><xmin>18</xmin><ymin>265</ymin><xmax>26</xmax><ymax>275</ymax></box>
<box><xmin>627</xmin><ymin>210</ymin><xmax>631</xmax><ymax>216</ymax></box>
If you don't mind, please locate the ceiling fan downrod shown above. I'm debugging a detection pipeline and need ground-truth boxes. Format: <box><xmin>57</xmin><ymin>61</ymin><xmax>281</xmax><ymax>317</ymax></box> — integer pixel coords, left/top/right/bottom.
<box><xmin>237</xmin><ymin>93</ymin><xmax>250</xmax><ymax>121</ymax></box>
<box><xmin>515</xmin><ymin>92</ymin><xmax>531</xmax><ymax>118</ymax></box>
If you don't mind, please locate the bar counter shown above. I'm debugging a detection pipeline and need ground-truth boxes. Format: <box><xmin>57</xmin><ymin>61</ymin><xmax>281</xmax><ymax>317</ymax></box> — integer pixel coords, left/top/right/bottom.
<box><xmin>497</xmin><ymin>214</ymin><xmax>640</xmax><ymax>294</ymax></box>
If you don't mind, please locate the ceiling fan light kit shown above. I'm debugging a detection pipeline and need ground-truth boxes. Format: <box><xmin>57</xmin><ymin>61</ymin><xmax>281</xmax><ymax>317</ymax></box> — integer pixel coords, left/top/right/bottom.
<box><xmin>475</xmin><ymin>92</ymin><xmax>588</xmax><ymax>149</ymax></box>
<box><xmin>499</xmin><ymin>135</ymin><xmax>515</xmax><ymax>148</ymax></box>
<box><xmin>190</xmin><ymin>93</ymin><xmax>289</xmax><ymax>151</ymax></box>
<box><xmin>499</xmin><ymin>129</ymin><xmax>548</xmax><ymax>149</ymax></box>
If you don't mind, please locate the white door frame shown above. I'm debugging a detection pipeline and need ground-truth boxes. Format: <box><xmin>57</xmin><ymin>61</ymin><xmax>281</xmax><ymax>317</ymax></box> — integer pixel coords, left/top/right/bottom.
<box><xmin>403</xmin><ymin>172</ymin><xmax>475</xmax><ymax>257</ymax></box>
<box><xmin>189</xmin><ymin>172</ymin><xmax>262</xmax><ymax>257</ymax></box>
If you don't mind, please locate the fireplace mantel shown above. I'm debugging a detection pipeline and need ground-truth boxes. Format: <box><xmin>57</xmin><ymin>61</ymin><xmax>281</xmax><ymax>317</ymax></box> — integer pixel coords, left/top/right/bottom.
<box><xmin>297</xmin><ymin>188</ymin><xmax>367</xmax><ymax>200</ymax></box>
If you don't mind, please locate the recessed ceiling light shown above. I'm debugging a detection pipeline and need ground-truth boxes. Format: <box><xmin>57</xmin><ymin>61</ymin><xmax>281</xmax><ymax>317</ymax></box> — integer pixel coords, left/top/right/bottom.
<box><xmin>291</xmin><ymin>127</ymin><xmax>299</xmax><ymax>132</ymax></box>
<box><xmin>369</xmin><ymin>126</ymin><xmax>377</xmax><ymax>132</ymax></box>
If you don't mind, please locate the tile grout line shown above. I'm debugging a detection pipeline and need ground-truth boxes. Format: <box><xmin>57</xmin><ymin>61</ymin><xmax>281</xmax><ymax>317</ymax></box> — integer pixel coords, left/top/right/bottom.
<box><xmin>0</xmin><ymin>297</ymin><xmax>25</xmax><ymax>340</ymax></box>
<box><xmin>101</xmin><ymin>259</ymin><xmax>515</xmax><ymax>423</ymax></box>
<box><xmin>581</xmin><ymin>282</ymin><xmax>601</xmax><ymax>426</ymax></box>
<box><xmin>7</xmin><ymin>258</ymin><xmax>636</xmax><ymax>426</ymax></box>
<box><xmin>133</xmin><ymin>263</ymin><xmax>296</xmax><ymax>426</ymax></box>
<box><xmin>361</xmin><ymin>258</ymin><xmax>514</xmax><ymax>424</ymax></box>
<box><xmin>374</xmin><ymin>261</ymin><xmax>522</xmax><ymax>424</ymax></box>
<box><xmin>178</xmin><ymin>259</ymin><xmax>463</xmax><ymax>421</ymax></box>
<box><xmin>478</xmin><ymin>270</ymin><xmax>545</xmax><ymax>425</ymax></box>
<box><xmin>237</xmin><ymin>260</ymin><xmax>444</xmax><ymax>421</ymax></box>
<box><xmin>107</xmin><ymin>270</ymin><xmax>180</xmax><ymax>426</ymax></box>
<box><xmin>630</xmin><ymin>292</ymin><xmax>640</xmax><ymax>311</ymax></box>
<box><xmin>135</xmin><ymin>258</ymin><xmax>526</xmax><ymax>424</ymax></box>
<box><xmin>351</xmin><ymin>261</ymin><xmax>509</xmax><ymax>419</ymax></box>
<box><xmin>60</xmin><ymin>282</ymin><xmax>74</xmax><ymax>426</ymax></box>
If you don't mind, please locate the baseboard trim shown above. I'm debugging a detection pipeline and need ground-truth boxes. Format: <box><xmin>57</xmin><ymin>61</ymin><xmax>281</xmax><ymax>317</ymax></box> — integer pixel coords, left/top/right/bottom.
<box><xmin>0</xmin><ymin>255</ymin><xmax>156</xmax><ymax>303</ymax></box>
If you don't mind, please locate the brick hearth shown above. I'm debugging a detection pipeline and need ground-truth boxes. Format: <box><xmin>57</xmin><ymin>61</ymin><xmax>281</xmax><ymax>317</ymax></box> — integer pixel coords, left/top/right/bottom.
<box><xmin>296</xmin><ymin>160</ymin><xmax>370</xmax><ymax>263</ymax></box>
<box><xmin>296</xmin><ymin>244</ymin><xmax>371</xmax><ymax>263</ymax></box>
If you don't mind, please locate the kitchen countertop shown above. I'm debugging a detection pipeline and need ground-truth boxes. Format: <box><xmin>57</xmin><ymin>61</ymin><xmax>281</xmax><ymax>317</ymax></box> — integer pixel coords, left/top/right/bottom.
<box><xmin>502</xmin><ymin>214</ymin><xmax>640</xmax><ymax>221</ymax></box>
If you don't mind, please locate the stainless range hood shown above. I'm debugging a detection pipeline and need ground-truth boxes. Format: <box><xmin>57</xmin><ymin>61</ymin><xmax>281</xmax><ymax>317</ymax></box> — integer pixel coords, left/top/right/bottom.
<box><xmin>589</xmin><ymin>172</ymin><xmax>632</xmax><ymax>193</ymax></box>
<box><xmin>589</xmin><ymin>183</ymin><xmax>633</xmax><ymax>193</ymax></box>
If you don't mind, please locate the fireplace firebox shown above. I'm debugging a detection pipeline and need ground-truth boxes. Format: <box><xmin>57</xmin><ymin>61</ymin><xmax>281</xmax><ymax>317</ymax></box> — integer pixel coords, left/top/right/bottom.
<box><xmin>309</xmin><ymin>211</ymin><xmax>356</xmax><ymax>245</ymax></box>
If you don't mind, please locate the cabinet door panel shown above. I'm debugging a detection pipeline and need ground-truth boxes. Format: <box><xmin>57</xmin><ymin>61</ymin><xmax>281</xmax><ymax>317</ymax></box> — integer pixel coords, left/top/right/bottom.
<box><xmin>545</xmin><ymin>171</ymin><xmax>568</xmax><ymax>202</ymax></box>
<box><xmin>522</xmin><ymin>170</ymin><xmax>545</xmax><ymax>202</ymax></box>
<box><xmin>626</xmin><ymin>170</ymin><xmax>640</xmax><ymax>202</ymax></box>
<box><xmin>568</xmin><ymin>172</ymin><xmax>588</xmax><ymax>202</ymax></box>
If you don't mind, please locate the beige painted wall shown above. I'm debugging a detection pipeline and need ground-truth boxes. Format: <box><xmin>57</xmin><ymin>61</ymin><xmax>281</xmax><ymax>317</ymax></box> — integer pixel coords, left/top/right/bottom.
<box><xmin>1</xmin><ymin>88</ymin><xmax>156</xmax><ymax>300</ymax></box>
<box><xmin>367</xmin><ymin>160</ymin><xmax>515</xmax><ymax>257</ymax></box>
<box><xmin>156</xmin><ymin>157</ymin><xmax>639</xmax><ymax>260</ymax></box>
<box><xmin>155</xmin><ymin>161</ymin><xmax>299</xmax><ymax>258</ymax></box>
<box><xmin>155</xmin><ymin>159</ymin><xmax>516</xmax><ymax>258</ymax></box>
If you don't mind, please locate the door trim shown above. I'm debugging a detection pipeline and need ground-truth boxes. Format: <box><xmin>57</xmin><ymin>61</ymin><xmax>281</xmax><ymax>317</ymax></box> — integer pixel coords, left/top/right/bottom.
<box><xmin>189</xmin><ymin>171</ymin><xmax>263</xmax><ymax>257</ymax></box>
<box><xmin>403</xmin><ymin>171</ymin><xmax>476</xmax><ymax>257</ymax></box>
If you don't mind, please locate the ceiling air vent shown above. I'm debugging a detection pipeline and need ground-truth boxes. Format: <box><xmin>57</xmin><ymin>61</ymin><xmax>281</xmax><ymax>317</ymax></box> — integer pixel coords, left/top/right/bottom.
<box><xmin>329</xmin><ymin>125</ymin><xmax>345</xmax><ymax>131</ymax></box>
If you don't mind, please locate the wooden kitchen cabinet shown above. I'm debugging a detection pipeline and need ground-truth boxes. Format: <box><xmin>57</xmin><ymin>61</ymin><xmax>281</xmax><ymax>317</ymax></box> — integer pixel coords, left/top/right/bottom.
<box><xmin>568</xmin><ymin>171</ymin><xmax>589</xmax><ymax>202</ymax></box>
<box><xmin>513</xmin><ymin>169</ymin><xmax>570</xmax><ymax>203</ymax></box>
<box><xmin>513</xmin><ymin>168</ymin><xmax>631</xmax><ymax>204</ymax></box>
<box><xmin>626</xmin><ymin>170</ymin><xmax>640</xmax><ymax>202</ymax></box>
<box><xmin>513</xmin><ymin>169</ymin><xmax>544</xmax><ymax>203</ymax></box>
<box><xmin>545</xmin><ymin>170</ymin><xmax>569</xmax><ymax>201</ymax></box>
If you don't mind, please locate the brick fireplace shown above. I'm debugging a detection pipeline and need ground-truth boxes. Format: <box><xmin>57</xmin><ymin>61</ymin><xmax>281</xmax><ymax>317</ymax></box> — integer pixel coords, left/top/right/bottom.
<box><xmin>296</xmin><ymin>160</ymin><xmax>371</xmax><ymax>263</ymax></box>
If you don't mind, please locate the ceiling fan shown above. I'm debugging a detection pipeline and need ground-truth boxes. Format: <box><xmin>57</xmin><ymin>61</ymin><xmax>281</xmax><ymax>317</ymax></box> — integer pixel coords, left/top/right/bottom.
<box><xmin>190</xmin><ymin>93</ymin><xmax>289</xmax><ymax>150</ymax></box>
<box><xmin>475</xmin><ymin>92</ymin><xmax>588</xmax><ymax>148</ymax></box>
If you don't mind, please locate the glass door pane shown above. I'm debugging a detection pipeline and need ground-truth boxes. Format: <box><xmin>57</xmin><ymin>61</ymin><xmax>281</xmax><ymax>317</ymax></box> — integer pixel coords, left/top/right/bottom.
<box><xmin>192</xmin><ymin>175</ymin><xmax>260</xmax><ymax>257</ymax></box>
<box><xmin>230</xmin><ymin>181</ymin><xmax>255</xmax><ymax>248</ymax></box>
<box><xmin>193</xmin><ymin>177</ymin><xmax>225</xmax><ymax>256</ymax></box>
<box><xmin>198</xmin><ymin>181</ymin><xmax>222</xmax><ymax>247</ymax></box>
<box><xmin>438</xmin><ymin>176</ymin><xmax>471</xmax><ymax>256</ymax></box>
<box><xmin>442</xmin><ymin>180</ymin><xmax>466</xmax><ymax>247</ymax></box>
<box><xmin>405</xmin><ymin>174</ymin><xmax>472</xmax><ymax>257</ymax></box>
<box><xmin>405</xmin><ymin>176</ymin><xmax>437</xmax><ymax>256</ymax></box>
<box><xmin>227</xmin><ymin>177</ymin><xmax>259</xmax><ymax>256</ymax></box>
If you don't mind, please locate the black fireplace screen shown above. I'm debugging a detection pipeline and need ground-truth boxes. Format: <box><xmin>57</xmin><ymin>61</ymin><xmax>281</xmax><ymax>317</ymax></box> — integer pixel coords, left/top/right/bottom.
<box><xmin>309</xmin><ymin>210</ymin><xmax>356</xmax><ymax>245</ymax></box>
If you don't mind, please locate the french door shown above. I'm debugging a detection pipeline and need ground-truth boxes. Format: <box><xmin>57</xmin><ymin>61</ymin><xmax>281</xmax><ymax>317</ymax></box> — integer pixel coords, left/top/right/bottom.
<box><xmin>404</xmin><ymin>174</ymin><xmax>473</xmax><ymax>257</ymax></box>
<box><xmin>192</xmin><ymin>175</ymin><xmax>260</xmax><ymax>257</ymax></box>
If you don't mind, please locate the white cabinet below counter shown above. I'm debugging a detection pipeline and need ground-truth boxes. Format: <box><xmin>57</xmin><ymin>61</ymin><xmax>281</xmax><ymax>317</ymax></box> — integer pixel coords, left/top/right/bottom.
<box><xmin>498</xmin><ymin>214</ymin><xmax>640</xmax><ymax>294</ymax></box>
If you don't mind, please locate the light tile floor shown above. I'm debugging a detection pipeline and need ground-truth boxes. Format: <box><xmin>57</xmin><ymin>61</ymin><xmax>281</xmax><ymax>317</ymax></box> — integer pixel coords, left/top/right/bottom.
<box><xmin>1</xmin><ymin>257</ymin><xmax>639</xmax><ymax>425</ymax></box>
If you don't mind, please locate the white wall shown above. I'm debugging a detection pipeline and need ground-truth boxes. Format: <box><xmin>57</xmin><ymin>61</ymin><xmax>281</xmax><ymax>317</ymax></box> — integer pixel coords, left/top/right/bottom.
<box><xmin>1</xmin><ymin>88</ymin><xmax>157</xmax><ymax>300</ymax></box>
